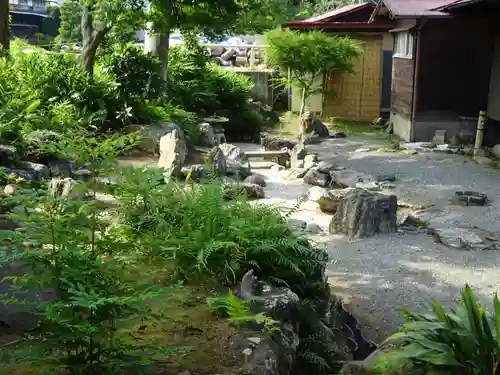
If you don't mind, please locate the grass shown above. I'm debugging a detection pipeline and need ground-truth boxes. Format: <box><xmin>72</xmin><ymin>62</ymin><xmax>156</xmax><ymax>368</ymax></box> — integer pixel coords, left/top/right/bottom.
<box><xmin>270</xmin><ymin>112</ymin><xmax>399</xmax><ymax>144</ymax></box>
<box><xmin>0</xmin><ymin>284</ymin><xmax>239</xmax><ymax>375</ymax></box>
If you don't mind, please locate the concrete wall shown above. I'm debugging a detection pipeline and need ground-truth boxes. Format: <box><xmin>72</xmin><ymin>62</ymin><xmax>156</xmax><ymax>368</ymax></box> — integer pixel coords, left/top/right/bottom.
<box><xmin>487</xmin><ymin>36</ymin><xmax>500</xmax><ymax>122</ymax></box>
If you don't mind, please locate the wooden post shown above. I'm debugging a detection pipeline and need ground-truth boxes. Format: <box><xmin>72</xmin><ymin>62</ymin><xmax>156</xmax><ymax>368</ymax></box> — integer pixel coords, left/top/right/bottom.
<box><xmin>473</xmin><ymin>110</ymin><xmax>486</xmax><ymax>156</ymax></box>
<box><xmin>249</xmin><ymin>46</ymin><xmax>255</xmax><ymax>67</ymax></box>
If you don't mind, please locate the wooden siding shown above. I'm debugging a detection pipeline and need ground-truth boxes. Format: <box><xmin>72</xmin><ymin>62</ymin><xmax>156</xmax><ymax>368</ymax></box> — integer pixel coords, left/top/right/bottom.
<box><xmin>391</xmin><ymin>57</ymin><xmax>414</xmax><ymax>118</ymax></box>
<box><xmin>416</xmin><ymin>17</ymin><xmax>496</xmax><ymax>117</ymax></box>
<box><xmin>323</xmin><ymin>35</ymin><xmax>382</xmax><ymax>121</ymax></box>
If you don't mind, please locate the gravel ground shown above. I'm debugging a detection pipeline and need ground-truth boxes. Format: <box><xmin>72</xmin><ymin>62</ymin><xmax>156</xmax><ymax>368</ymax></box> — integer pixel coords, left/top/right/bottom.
<box><xmin>240</xmin><ymin>137</ymin><xmax>500</xmax><ymax>343</ymax></box>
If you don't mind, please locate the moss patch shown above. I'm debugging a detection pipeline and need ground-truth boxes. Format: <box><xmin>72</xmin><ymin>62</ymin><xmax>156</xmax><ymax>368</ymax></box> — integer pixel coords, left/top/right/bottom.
<box><xmin>0</xmin><ymin>286</ymin><xmax>239</xmax><ymax>375</ymax></box>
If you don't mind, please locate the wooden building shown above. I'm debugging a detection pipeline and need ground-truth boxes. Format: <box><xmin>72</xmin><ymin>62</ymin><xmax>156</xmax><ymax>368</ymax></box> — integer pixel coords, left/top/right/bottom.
<box><xmin>283</xmin><ymin>3</ymin><xmax>394</xmax><ymax>122</ymax></box>
<box><xmin>370</xmin><ymin>0</ymin><xmax>500</xmax><ymax>143</ymax></box>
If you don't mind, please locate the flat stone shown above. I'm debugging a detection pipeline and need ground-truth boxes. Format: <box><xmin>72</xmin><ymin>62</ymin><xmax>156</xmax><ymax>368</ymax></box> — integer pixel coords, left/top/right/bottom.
<box><xmin>330</xmin><ymin>131</ymin><xmax>347</xmax><ymax>138</ymax></box>
<box><xmin>451</xmin><ymin>191</ymin><xmax>487</xmax><ymax>206</ymax></box>
<box><xmin>287</xmin><ymin>218</ymin><xmax>307</xmax><ymax>231</ymax></box>
<box><xmin>356</xmin><ymin>181</ymin><xmax>381</xmax><ymax>191</ymax></box>
<box><xmin>317</xmin><ymin>161</ymin><xmax>345</xmax><ymax>173</ymax></box>
<box><xmin>354</xmin><ymin>147</ymin><xmax>371</xmax><ymax>153</ymax></box>
<box><xmin>330</xmin><ymin>169</ymin><xmax>374</xmax><ymax>188</ymax></box>
<box><xmin>473</xmin><ymin>156</ymin><xmax>494</xmax><ymax>165</ymax></box>
<box><xmin>375</xmin><ymin>174</ymin><xmax>396</xmax><ymax>182</ymax></box>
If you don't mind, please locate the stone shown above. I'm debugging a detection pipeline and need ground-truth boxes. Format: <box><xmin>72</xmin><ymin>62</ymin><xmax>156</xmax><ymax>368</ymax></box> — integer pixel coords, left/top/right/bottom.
<box><xmin>303</xmin><ymin>168</ymin><xmax>329</xmax><ymax>187</ymax></box>
<box><xmin>219</xmin><ymin>144</ymin><xmax>251</xmax><ymax>179</ymax></box>
<box><xmin>244</xmin><ymin>174</ymin><xmax>267</xmax><ymax>187</ymax></box>
<box><xmin>158</xmin><ymin>129</ymin><xmax>188</xmax><ymax>177</ymax></box>
<box><xmin>304</xmin><ymin>154</ymin><xmax>318</xmax><ymax>164</ymax></box>
<box><xmin>329</xmin><ymin>188</ymin><xmax>398</xmax><ymax>239</ymax></box>
<box><xmin>432</xmin><ymin>129</ymin><xmax>447</xmax><ymax>145</ymax></box>
<box><xmin>287</xmin><ymin>218</ymin><xmax>307</xmax><ymax>231</ymax></box>
<box><xmin>303</xmin><ymin>132</ymin><xmax>321</xmax><ymax>145</ymax></box>
<box><xmin>4</xmin><ymin>184</ymin><xmax>20</xmax><ymax>196</ymax></box>
<box><xmin>330</xmin><ymin>169</ymin><xmax>374</xmax><ymax>188</ymax></box>
<box><xmin>330</xmin><ymin>131</ymin><xmax>347</xmax><ymax>139</ymax></box>
<box><xmin>207</xmin><ymin>146</ymin><xmax>227</xmax><ymax>176</ymax></box>
<box><xmin>306</xmin><ymin>223</ymin><xmax>323</xmax><ymax>234</ymax></box>
<box><xmin>17</xmin><ymin>161</ymin><xmax>49</xmax><ymax>179</ymax></box>
<box><xmin>48</xmin><ymin>178</ymin><xmax>82</xmax><ymax>199</ymax></box>
<box><xmin>0</xmin><ymin>145</ymin><xmax>19</xmax><ymax>166</ymax></box>
<box><xmin>198</xmin><ymin>122</ymin><xmax>216</xmax><ymax>146</ymax></box>
<box><xmin>181</xmin><ymin>164</ymin><xmax>205</xmax><ymax>181</ymax></box>
<box><xmin>260</xmin><ymin>133</ymin><xmax>296</xmax><ymax>151</ymax></box>
<box><xmin>473</xmin><ymin>156</ymin><xmax>494</xmax><ymax>165</ymax></box>
<box><xmin>292</xmin><ymin>147</ymin><xmax>307</xmax><ymax>160</ymax></box>
<box><xmin>224</xmin><ymin>183</ymin><xmax>265</xmax><ymax>200</ymax></box>
<box><xmin>356</xmin><ymin>181</ymin><xmax>381</xmax><ymax>191</ymax></box>
<box><xmin>307</xmin><ymin>119</ymin><xmax>329</xmax><ymax>138</ymax></box>
<box><xmin>354</xmin><ymin>147</ymin><xmax>371</xmax><ymax>153</ymax></box>
<box><xmin>492</xmin><ymin>144</ymin><xmax>500</xmax><ymax>159</ymax></box>
<box><xmin>308</xmin><ymin>186</ymin><xmax>351</xmax><ymax>214</ymax></box>
<box><xmin>47</xmin><ymin>159</ymin><xmax>73</xmax><ymax>178</ymax></box>
<box><xmin>375</xmin><ymin>174</ymin><xmax>396</xmax><ymax>182</ymax></box>
<box><xmin>124</xmin><ymin>122</ymin><xmax>185</xmax><ymax>155</ymax></box>
<box><xmin>73</xmin><ymin>169</ymin><xmax>92</xmax><ymax>181</ymax></box>
<box><xmin>317</xmin><ymin>161</ymin><xmax>345</xmax><ymax>174</ymax></box>
<box><xmin>7</xmin><ymin>169</ymin><xmax>38</xmax><ymax>182</ymax></box>
<box><xmin>451</xmin><ymin>191</ymin><xmax>487</xmax><ymax>206</ymax></box>
<box><xmin>374</xmin><ymin>117</ymin><xmax>386</xmax><ymax>126</ymax></box>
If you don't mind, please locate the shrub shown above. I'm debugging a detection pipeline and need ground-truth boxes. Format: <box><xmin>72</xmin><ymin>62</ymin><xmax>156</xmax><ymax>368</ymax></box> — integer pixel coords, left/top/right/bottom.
<box><xmin>112</xmin><ymin>167</ymin><xmax>326</xmax><ymax>289</ymax></box>
<box><xmin>374</xmin><ymin>284</ymin><xmax>500</xmax><ymax>375</ymax></box>
<box><xmin>99</xmin><ymin>44</ymin><xmax>165</xmax><ymax>102</ymax></box>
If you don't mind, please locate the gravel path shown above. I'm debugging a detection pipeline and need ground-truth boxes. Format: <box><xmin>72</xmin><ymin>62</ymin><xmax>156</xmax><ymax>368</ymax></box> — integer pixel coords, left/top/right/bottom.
<box><xmin>241</xmin><ymin>137</ymin><xmax>500</xmax><ymax>343</ymax></box>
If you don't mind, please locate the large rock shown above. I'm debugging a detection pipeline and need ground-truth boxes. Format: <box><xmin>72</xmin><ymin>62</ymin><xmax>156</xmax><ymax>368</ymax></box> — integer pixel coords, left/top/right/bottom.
<box><xmin>260</xmin><ymin>133</ymin><xmax>297</xmax><ymax>151</ymax></box>
<box><xmin>17</xmin><ymin>161</ymin><xmax>50</xmax><ymax>180</ymax></box>
<box><xmin>158</xmin><ymin>128</ymin><xmax>188</xmax><ymax>177</ymax></box>
<box><xmin>0</xmin><ymin>145</ymin><xmax>19</xmax><ymax>166</ymax></box>
<box><xmin>303</xmin><ymin>167</ymin><xmax>329</xmax><ymax>187</ymax></box>
<box><xmin>308</xmin><ymin>187</ymin><xmax>352</xmax><ymax>214</ymax></box>
<box><xmin>48</xmin><ymin>177</ymin><xmax>83</xmax><ymax>199</ymax></box>
<box><xmin>330</xmin><ymin>169</ymin><xmax>374</xmax><ymax>188</ymax></box>
<box><xmin>244</xmin><ymin>174</ymin><xmax>267</xmax><ymax>187</ymax></box>
<box><xmin>307</xmin><ymin>119</ymin><xmax>329</xmax><ymax>138</ymax></box>
<box><xmin>47</xmin><ymin>159</ymin><xmax>73</xmax><ymax>178</ymax></box>
<box><xmin>329</xmin><ymin>188</ymin><xmax>397</xmax><ymax>239</ymax></box>
<box><xmin>219</xmin><ymin>143</ymin><xmax>251</xmax><ymax>179</ymax></box>
<box><xmin>207</xmin><ymin>146</ymin><xmax>227</xmax><ymax>176</ymax></box>
<box><xmin>125</xmin><ymin>122</ymin><xmax>185</xmax><ymax>155</ymax></box>
<box><xmin>491</xmin><ymin>144</ymin><xmax>500</xmax><ymax>159</ymax></box>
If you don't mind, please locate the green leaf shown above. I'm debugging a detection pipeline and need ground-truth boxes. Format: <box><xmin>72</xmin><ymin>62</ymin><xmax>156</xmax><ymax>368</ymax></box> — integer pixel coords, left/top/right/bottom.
<box><xmin>493</xmin><ymin>293</ymin><xmax>500</xmax><ymax>345</ymax></box>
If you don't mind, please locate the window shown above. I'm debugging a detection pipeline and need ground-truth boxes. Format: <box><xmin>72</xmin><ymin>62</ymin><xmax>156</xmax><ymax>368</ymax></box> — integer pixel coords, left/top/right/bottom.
<box><xmin>394</xmin><ymin>31</ymin><xmax>414</xmax><ymax>59</ymax></box>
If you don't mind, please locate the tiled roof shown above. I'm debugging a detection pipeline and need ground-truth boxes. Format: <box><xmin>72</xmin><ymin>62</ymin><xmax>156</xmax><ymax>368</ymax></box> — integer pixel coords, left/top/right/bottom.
<box><xmin>380</xmin><ymin>0</ymin><xmax>476</xmax><ymax>17</ymax></box>
<box><xmin>302</xmin><ymin>3</ymin><xmax>373</xmax><ymax>22</ymax></box>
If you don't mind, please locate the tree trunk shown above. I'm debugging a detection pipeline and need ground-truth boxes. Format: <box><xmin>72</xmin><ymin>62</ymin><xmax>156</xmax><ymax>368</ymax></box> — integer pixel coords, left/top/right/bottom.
<box><xmin>80</xmin><ymin>5</ymin><xmax>107</xmax><ymax>75</ymax></box>
<box><xmin>298</xmin><ymin>86</ymin><xmax>308</xmax><ymax>146</ymax></box>
<box><xmin>0</xmin><ymin>0</ymin><xmax>9</xmax><ymax>57</ymax></box>
<box><xmin>144</xmin><ymin>28</ymin><xmax>170</xmax><ymax>85</ymax></box>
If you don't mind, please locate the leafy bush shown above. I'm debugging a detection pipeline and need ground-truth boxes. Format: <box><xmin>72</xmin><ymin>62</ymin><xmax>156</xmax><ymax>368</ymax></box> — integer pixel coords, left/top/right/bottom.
<box><xmin>99</xmin><ymin>44</ymin><xmax>165</xmax><ymax>102</ymax></box>
<box><xmin>112</xmin><ymin>167</ymin><xmax>326</xmax><ymax>289</ymax></box>
<box><xmin>374</xmin><ymin>285</ymin><xmax>500</xmax><ymax>375</ymax></box>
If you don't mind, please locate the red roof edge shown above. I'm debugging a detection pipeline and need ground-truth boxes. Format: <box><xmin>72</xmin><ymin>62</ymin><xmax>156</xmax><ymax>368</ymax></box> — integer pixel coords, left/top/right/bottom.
<box><xmin>283</xmin><ymin>22</ymin><xmax>394</xmax><ymax>30</ymax></box>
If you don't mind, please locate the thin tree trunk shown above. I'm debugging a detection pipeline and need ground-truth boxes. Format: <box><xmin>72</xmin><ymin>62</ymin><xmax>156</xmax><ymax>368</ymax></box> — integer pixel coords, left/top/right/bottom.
<box><xmin>80</xmin><ymin>5</ymin><xmax>107</xmax><ymax>75</ymax></box>
<box><xmin>299</xmin><ymin>86</ymin><xmax>307</xmax><ymax>145</ymax></box>
<box><xmin>0</xmin><ymin>0</ymin><xmax>10</xmax><ymax>57</ymax></box>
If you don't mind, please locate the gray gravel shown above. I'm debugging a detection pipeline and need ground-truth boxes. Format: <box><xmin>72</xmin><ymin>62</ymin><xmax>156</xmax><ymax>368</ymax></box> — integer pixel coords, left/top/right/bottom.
<box><xmin>241</xmin><ymin>137</ymin><xmax>500</xmax><ymax>343</ymax></box>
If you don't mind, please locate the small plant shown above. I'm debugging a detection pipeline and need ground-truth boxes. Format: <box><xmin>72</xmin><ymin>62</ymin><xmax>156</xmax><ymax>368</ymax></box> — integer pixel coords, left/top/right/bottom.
<box><xmin>207</xmin><ymin>290</ymin><xmax>279</xmax><ymax>332</ymax></box>
<box><xmin>0</xmin><ymin>132</ymin><xmax>174</xmax><ymax>374</ymax></box>
<box><xmin>374</xmin><ymin>284</ymin><xmax>500</xmax><ymax>375</ymax></box>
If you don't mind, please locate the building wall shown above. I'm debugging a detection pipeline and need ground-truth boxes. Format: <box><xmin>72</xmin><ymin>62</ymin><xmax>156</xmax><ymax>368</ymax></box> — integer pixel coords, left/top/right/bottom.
<box><xmin>323</xmin><ymin>34</ymin><xmax>382</xmax><ymax>121</ymax></box>
<box><xmin>487</xmin><ymin>36</ymin><xmax>500</xmax><ymax>122</ymax></box>
<box><xmin>416</xmin><ymin>17</ymin><xmax>494</xmax><ymax>118</ymax></box>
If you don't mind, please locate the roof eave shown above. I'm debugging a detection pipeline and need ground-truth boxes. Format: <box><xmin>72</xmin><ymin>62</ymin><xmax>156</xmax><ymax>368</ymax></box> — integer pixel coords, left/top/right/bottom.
<box><xmin>283</xmin><ymin>22</ymin><xmax>394</xmax><ymax>30</ymax></box>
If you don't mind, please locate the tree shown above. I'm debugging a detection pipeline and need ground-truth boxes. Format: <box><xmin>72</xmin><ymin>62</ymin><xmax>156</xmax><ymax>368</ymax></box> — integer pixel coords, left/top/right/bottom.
<box><xmin>266</xmin><ymin>29</ymin><xmax>361</xmax><ymax>140</ymax></box>
<box><xmin>58</xmin><ymin>0</ymin><xmax>145</xmax><ymax>74</ymax></box>
<box><xmin>0</xmin><ymin>0</ymin><xmax>9</xmax><ymax>57</ymax></box>
<box><xmin>145</xmin><ymin>0</ymin><xmax>258</xmax><ymax>84</ymax></box>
